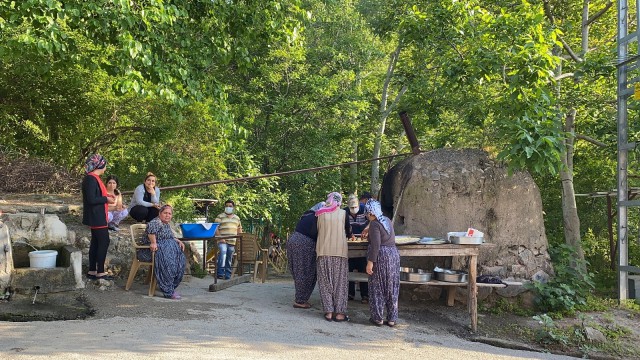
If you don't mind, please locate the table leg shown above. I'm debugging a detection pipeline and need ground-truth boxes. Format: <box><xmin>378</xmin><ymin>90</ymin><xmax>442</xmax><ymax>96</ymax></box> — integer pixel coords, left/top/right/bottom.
<box><xmin>237</xmin><ymin>235</ymin><xmax>243</xmax><ymax>276</ymax></box>
<box><xmin>469</xmin><ymin>254</ymin><xmax>478</xmax><ymax>332</ymax></box>
<box><xmin>205</xmin><ymin>240</ymin><xmax>216</xmax><ymax>284</ymax></box>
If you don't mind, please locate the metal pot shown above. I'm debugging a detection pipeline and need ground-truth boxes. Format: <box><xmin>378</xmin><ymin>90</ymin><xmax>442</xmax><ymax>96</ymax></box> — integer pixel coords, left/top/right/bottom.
<box><xmin>400</xmin><ymin>268</ymin><xmax>432</xmax><ymax>282</ymax></box>
<box><xmin>434</xmin><ymin>269</ymin><xmax>468</xmax><ymax>283</ymax></box>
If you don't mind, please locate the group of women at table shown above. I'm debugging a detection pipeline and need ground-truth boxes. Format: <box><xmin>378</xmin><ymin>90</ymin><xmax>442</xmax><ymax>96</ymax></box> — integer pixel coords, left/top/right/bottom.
<box><xmin>287</xmin><ymin>192</ymin><xmax>401</xmax><ymax>327</ymax></box>
<box><xmin>82</xmin><ymin>154</ymin><xmax>185</xmax><ymax>299</ymax></box>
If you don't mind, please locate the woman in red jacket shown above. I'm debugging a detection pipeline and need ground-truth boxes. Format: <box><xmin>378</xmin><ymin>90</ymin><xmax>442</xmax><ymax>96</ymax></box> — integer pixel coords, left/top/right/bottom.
<box><xmin>82</xmin><ymin>154</ymin><xmax>115</xmax><ymax>280</ymax></box>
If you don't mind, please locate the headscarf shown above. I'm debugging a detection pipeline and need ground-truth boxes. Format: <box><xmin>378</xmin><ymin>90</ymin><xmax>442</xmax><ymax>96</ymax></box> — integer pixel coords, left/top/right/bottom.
<box><xmin>85</xmin><ymin>154</ymin><xmax>106</xmax><ymax>174</ymax></box>
<box><xmin>315</xmin><ymin>192</ymin><xmax>342</xmax><ymax>217</ymax></box>
<box><xmin>309</xmin><ymin>201</ymin><xmax>325</xmax><ymax>212</ymax></box>
<box><xmin>364</xmin><ymin>199</ymin><xmax>391</xmax><ymax>234</ymax></box>
<box><xmin>159</xmin><ymin>204</ymin><xmax>172</xmax><ymax>213</ymax></box>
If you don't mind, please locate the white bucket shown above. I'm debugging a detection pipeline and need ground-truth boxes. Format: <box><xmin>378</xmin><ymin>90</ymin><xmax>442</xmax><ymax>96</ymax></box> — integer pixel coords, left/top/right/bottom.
<box><xmin>28</xmin><ymin>250</ymin><xmax>58</xmax><ymax>269</ymax></box>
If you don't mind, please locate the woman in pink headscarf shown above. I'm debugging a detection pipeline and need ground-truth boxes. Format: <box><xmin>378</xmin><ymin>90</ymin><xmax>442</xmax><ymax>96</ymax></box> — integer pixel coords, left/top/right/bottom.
<box><xmin>315</xmin><ymin>192</ymin><xmax>353</xmax><ymax>322</ymax></box>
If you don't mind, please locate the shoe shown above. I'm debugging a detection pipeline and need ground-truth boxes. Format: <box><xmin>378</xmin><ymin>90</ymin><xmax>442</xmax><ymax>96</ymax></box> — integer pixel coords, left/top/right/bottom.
<box><xmin>95</xmin><ymin>275</ymin><xmax>114</xmax><ymax>280</ymax></box>
<box><xmin>108</xmin><ymin>224</ymin><xmax>119</xmax><ymax>232</ymax></box>
<box><xmin>217</xmin><ymin>276</ymin><xmax>224</xmax><ymax>280</ymax></box>
<box><xmin>334</xmin><ymin>315</ymin><xmax>350</xmax><ymax>322</ymax></box>
<box><xmin>86</xmin><ymin>273</ymin><xmax>97</xmax><ymax>280</ymax></box>
<box><xmin>385</xmin><ymin>320</ymin><xmax>396</xmax><ymax>327</ymax></box>
<box><xmin>293</xmin><ymin>302</ymin><xmax>311</xmax><ymax>309</ymax></box>
<box><xmin>324</xmin><ymin>313</ymin><xmax>333</xmax><ymax>322</ymax></box>
<box><xmin>224</xmin><ymin>276</ymin><xmax>231</xmax><ymax>280</ymax></box>
<box><xmin>369</xmin><ymin>318</ymin><xmax>383</xmax><ymax>327</ymax></box>
<box><xmin>171</xmin><ymin>292</ymin><xmax>181</xmax><ymax>300</ymax></box>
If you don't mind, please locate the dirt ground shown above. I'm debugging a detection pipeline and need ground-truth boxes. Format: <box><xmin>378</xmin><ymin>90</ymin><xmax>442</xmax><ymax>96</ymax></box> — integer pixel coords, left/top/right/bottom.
<box><xmin>73</xmin><ymin>273</ymin><xmax>640</xmax><ymax>359</ymax></box>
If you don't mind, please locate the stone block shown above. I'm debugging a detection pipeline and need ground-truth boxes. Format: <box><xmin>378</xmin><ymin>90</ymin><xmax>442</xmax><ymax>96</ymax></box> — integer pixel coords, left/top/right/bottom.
<box><xmin>477</xmin><ymin>286</ymin><xmax>493</xmax><ymax>300</ymax></box>
<box><xmin>496</xmin><ymin>283</ymin><xmax>527</xmax><ymax>298</ymax></box>
<box><xmin>11</xmin><ymin>267</ymin><xmax>77</xmax><ymax>294</ymax></box>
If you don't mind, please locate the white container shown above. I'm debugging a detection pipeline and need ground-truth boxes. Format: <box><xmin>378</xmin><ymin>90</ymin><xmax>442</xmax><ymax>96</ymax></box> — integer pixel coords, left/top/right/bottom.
<box><xmin>28</xmin><ymin>250</ymin><xmax>58</xmax><ymax>269</ymax></box>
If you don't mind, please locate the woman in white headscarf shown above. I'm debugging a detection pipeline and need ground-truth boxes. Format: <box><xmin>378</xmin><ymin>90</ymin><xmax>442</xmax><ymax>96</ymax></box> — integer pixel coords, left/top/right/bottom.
<box><xmin>316</xmin><ymin>192</ymin><xmax>352</xmax><ymax>322</ymax></box>
<box><xmin>364</xmin><ymin>199</ymin><xmax>400</xmax><ymax>327</ymax></box>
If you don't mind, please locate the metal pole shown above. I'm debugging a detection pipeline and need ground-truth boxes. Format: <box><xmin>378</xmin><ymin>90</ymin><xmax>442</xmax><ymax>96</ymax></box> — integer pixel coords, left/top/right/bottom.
<box><xmin>617</xmin><ymin>0</ymin><xmax>630</xmax><ymax>301</ymax></box>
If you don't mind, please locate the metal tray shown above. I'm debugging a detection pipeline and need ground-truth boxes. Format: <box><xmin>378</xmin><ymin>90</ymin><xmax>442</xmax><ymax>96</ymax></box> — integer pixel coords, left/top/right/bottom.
<box><xmin>449</xmin><ymin>236</ymin><xmax>484</xmax><ymax>245</ymax></box>
<box><xmin>434</xmin><ymin>269</ymin><xmax>468</xmax><ymax>283</ymax></box>
<box><xmin>400</xmin><ymin>268</ymin><xmax>432</xmax><ymax>282</ymax></box>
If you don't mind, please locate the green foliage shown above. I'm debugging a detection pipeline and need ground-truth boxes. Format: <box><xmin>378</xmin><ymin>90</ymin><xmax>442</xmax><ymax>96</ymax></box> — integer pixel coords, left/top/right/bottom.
<box><xmin>190</xmin><ymin>262</ymin><xmax>208</xmax><ymax>279</ymax></box>
<box><xmin>532</xmin><ymin>313</ymin><xmax>572</xmax><ymax>346</ymax></box>
<box><xmin>527</xmin><ymin>244</ymin><xmax>595</xmax><ymax>314</ymax></box>
<box><xmin>164</xmin><ymin>193</ymin><xmax>198</xmax><ymax>224</ymax></box>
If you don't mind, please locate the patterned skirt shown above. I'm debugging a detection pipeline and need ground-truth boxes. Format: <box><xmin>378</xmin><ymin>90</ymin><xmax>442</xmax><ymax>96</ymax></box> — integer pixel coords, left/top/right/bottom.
<box><xmin>317</xmin><ymin>256</ymin><xmax>349</xmax><ymax>314</ymax></box>
<box><xmin>286</xmin><ymin>232</ymin><xmax>317</xmax><ymax>304</ymax></box>
<box><xmin>369</xmin><ymin>246</ymin><xmax>400</xmax><ymax>322</ymax></box>
<box><xmin>154</xmin><ymin>238</ymin><xmax>186</xmax><ymax>297</ymax></box>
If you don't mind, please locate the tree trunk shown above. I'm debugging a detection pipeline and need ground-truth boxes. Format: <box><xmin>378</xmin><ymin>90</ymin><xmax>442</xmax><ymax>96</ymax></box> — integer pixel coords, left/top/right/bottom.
<box><xmin>560</xmin><ymin>109</ymin><xmax>586</xmax><ymax>271</ymax></box>
<box><xmin>371</xmin><ymin>43</ymin><xmax>406</xmax><ymax>196</ymax></box>
<box><xmin>350</xmin><ymin>141</ymin><xmax>358</xmax><ymax>193</ymax></box>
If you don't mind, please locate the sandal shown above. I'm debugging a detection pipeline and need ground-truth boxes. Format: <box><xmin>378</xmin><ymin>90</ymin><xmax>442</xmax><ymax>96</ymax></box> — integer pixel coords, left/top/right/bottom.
<box><xmin>293</xmin><ymin>302</ymin><xmax>311</xmax><ymax>309</ymax></box>
<box><xmin>369</xmin><ymin>318</ymin><xmax>383</xmax><ymax>327</ymax></box>
<box><xmin>324</xmin><ymin>313</ymin><xmax>333</xmax><ymax>322</ymax></box>
<box><xmin>334</xmin><ymin>314</ymin><xmax>350</xmax><ymax>322</ymax></box>
<box><xmin>386</xmin><ymin>321</ymin><xmax>396</xmax><ymax>327</ymax></box>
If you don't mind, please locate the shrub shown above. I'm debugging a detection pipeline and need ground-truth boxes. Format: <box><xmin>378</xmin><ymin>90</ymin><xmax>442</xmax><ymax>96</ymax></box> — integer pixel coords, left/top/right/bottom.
<box><xmin>527</xmin><ymin>244</ymin><xmax>595</xmax><ymax>314</ymax></box>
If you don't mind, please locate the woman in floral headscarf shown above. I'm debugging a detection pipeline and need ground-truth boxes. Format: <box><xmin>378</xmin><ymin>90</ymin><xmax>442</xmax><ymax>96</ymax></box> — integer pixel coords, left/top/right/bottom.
<box><xmin>82</xmin><ymin>154</ymin><xmax>116</xmax><ymax>280</ymax></box>
<box><xmin>364</xmin><ymin>199</ymin><xmax>400</xmax><ymax>327</ymax></box>
<box><xmin>315</xmin><ymin>192</ymin><xmax>352</xmax><ymax>322</ymax></box>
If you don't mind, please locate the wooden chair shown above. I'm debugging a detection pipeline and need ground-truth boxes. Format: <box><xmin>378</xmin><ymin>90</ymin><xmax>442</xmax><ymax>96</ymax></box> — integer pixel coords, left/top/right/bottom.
<box><xmin>233</xmin><ymin>233</ymin><xmax>268</xmax><ymax>283</ymax></box>
<box><xmin>125</xmin><ymin>224</ymin><xmax>157</xmax><ymax>296</ymax></box>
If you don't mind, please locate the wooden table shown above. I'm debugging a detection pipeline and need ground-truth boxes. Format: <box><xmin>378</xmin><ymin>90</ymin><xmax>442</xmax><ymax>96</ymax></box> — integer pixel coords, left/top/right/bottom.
<box><xmin>179</xmin><ymin>234</ymin><xmax>243</xmax><ymax>283</ymax></box>
<box><xmin>348</xmin><ymin>243</ymin><xmax>491</xmax><ymax>332</ymax></box>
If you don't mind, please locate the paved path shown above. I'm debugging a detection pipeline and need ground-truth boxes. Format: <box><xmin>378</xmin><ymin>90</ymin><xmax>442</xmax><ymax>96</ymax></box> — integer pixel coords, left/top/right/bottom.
<box><xmin>0</xmin><ymin>277</ymin><xmax>575</xmax><ymax>360</ymax></box>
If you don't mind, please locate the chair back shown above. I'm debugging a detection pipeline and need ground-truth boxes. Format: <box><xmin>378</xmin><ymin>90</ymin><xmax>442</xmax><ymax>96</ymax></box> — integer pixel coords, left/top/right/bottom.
<box><xmin>239</xmin><ymin>233</ymin><xmax>260</xmax><ymax>261</ymax></box>
<box><xmin>130</xmin><ymin>223</ymin><xmax>148</xmax><ymax>248</ymax></box>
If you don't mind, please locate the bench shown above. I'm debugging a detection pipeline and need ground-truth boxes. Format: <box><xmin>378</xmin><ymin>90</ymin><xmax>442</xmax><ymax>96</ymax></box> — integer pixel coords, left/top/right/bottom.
<box><xmin>349</xmin><ymin>272</ymin><xmax>522</xmax><ymax>306</ymax></box>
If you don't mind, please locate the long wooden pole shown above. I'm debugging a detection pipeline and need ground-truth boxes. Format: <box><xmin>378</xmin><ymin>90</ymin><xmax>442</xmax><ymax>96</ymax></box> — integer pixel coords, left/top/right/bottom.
<box><xmin>124</xmin><ymin>152</ymin><xmax>417</xmax><ymax>194</ymax></box>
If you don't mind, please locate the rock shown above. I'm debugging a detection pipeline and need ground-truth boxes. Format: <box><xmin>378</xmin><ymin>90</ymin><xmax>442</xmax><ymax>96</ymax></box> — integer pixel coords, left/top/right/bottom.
<box><xmin>381</xmin><ymin>149</ymin><xmax>552</xmax><ymax>280</ymax></box>
<box><xmin>495</xmin><ymin>283</ymin><xmax>527</xmax><ymax>298</ymax></box>
<box><xmin>481</xmin><ymin>266</ymin><xmax>506</xmax><ymax>277</ymax></box>
<box><xmin>584</xmin><ymin>326</ymin><xmax>606</xmax><ymax>343</ymax></box>
<box><xmin>531</xmin><ymin>270</ymin><xmax>550</xmax><ymax>283</ymax></box>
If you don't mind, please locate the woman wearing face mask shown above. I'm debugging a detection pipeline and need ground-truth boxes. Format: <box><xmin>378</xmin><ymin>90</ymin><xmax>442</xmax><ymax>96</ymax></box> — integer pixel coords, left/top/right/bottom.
<box><xmin>213</xmin><ymin>200</ymin><xmax>243</xmax><ymax>280</ymax></box>
<box><xmin>137</xmin><ymin>205</ymin><xmax>186</xmax><ymax>299</ymax></box>
<box><xmin>128</xmin><ymin>172</ymin><xmax>161</xmax><ymax>222</ymax></box>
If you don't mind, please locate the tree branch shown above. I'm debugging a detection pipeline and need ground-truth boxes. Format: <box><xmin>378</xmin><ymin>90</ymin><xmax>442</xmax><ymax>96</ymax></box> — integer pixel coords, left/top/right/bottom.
<box><xmin>559</xmin><ymin>36</ymin><xmax>583</xmax><ymax>63</ymax></box>
<box><xmin>576</xmin><ymin>133</ymin><xmax>608</xmax><ymax>147</ymax></box>
<box><xmin>586</xmin><ymin>1</ymin><xmax>613</xmax><ymax>27</ymax></box>
<box><xmin>554</xmin><ymin>72</ymin><xmax>575</xmax><ymax>81</ymax></box>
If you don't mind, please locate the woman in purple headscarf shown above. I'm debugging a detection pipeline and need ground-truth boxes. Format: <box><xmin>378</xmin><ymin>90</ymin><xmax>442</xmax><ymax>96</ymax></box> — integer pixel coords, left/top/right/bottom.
<box><xmin>315</xmin><ymin>192</ymin><xmax>352</xmax><ymax>322</ymax></box>
<box><xmin>364</xmin><ymin>199</ymin><xmax>400</xmax><ymax>327</ymax></box>
<box><xmin>82</xmin><ymin>154</ymin><xmax>116</xmax><ymax>280</ymax></box>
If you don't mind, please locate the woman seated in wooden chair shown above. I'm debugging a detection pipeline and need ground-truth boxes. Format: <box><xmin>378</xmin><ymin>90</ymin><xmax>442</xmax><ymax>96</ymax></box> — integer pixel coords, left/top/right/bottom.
<box><xmin>137</xmin><ymin>205</ymin><xmax>186</xmax><ymax>299</ymax></box>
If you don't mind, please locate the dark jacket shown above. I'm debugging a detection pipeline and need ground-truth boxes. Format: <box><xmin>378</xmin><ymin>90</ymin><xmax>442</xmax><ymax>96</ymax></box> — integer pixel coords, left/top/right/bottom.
<box><xmin>294</xmin><ymin>210</ymin><xmax>319</xmax><ymax>241</ymax></box>
<box><xmin>82</xmin><ymin>174</ymin><xmax>108</xmax><ymax>227</ymax></box>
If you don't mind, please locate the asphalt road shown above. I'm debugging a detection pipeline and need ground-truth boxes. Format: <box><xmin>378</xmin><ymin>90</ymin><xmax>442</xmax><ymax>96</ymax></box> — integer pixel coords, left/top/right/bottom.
<box><xmin>0</xmin><ymin>276</ymin><xmax>575</xmax><ymax>360</ymax></box>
